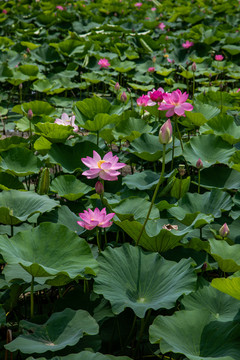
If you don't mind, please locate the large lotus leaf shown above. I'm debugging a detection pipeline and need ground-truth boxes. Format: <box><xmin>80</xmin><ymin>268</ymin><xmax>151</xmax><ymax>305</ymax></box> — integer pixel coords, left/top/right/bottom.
<box><xmin>111</xmin><ymin>60</ymin><xmax>135</xmax><ymax>72</ymax></box>
<box><xmin>0</xmin><ymin>172</ymin><xmax>25</xmax><ymax>191</ymax></box>
<box><xmin>50</xmin><ymin>175</ymin><xmax>92</xmax><ymax>201</ymax></box>
<box><xmin>198</xmin><ymin>167</ymin><xmax>240</xmax><ymax>190</ymax></box>
<box><xmin>5</xmin><ymin>308</ymin><xmax>99</xmax><ymax>354</ymax></box>
<box><xmin>200</xmin><ymin>114</ymin><xmax>240</xmax><ymax>145</ymax></box>
<box><xmin>122</xmin><ymin>170</ymin><xmax>160</xmax><ymax>190</ymax></box>
<box><xmin>0</xmin><ymin>223</ymin><xmax>98</xmax><ymax>279</ymax></box>
<box><xmin>211</xmin><ymin>277</ymin><xmax>240</xmax><ymax>301</ymax></box>
<box><xmin>0</xmin><ymin>136</ymin><xmax>28</xmax><ymax>152</ymax></box>
<box><xmin>149</xmin><ymin>309</ymin><xmax>240</xmax><ymax>360</ymax></box>
<box><xmin>94</xmin><ymin>243</ymin><xmax>196</xmax><ymax>318</ymax></box>
<box><xmin>0</xmin><ymin>147</ymin><xmax>43</xmax><ymax>176</ymax></box>
<box><xmin>111</xmin><ymin>197</ymin><xmax>159</xmax><ymax>221</ymax></box>
<box><xmin>26</xmin><ymin>351</ymin><xmax>132</xmax><ymax>360</ymax></box>
<box><xmin>47</xmin><ymin>142</ymin><xmax>102</xmax><ymax>173</ymax></box>
<box><xmin>112</xmin><ymin>117</ymin><xmax>152</xmax><ymax>142</ymax></box>
<box><xmin>31</xmin><ymin>44</ymin><xmax>62</xmax><ymax>64</ymax></box>
<box><xmin>34</xmin><ymin>123</ymin><xmax>74</xmax><ymax>143</ymax></box>
<box><xmin>128</xmin><ymin>133</ymin><xmax>175</xmax><ymax>162</ymax></box>
<box><xmin>230</xmin><ymin>151</ymin><xmax>240</xmax><ymax>172</ymax></box>
<box><xmin>18</xmin><ymin>64</ymin><xmax>39</xmax><ymax>78</ymax></box>
<box><xmin>183</xmin><ymin>134</ymin><xmax>235</xmax><ymax>168</ymax></box>
<box><xmin>222</xmin><ymin>45</ymin><xmax>240</xmax><ymax>55</ymax></box>
<box><xmin>208</xmin><ymin>239</ymin><xmax>240</xmax><ymax>272</ymax></box>
<box><xmin>75</xmin><ymin>97</ymin><xmax>111</xmax><ymax>121</ymax></box>
<box><xmin>168</xmin><ymin>190</ymin><xmax>233</xmax><ymax>223</ymax></box>
<box><xmin>0</xmin><ymin>190</ymin><xmax>59</xmax><ymax>225</ymax></box>
<box><xmin>12</xmin><ymin>101</ymin><xmax>55</xmax><ymax>116</ymax></box>
<box><xmin>3</xmin><ymin>263</ymin><xmax>52</xmax><ymax>285</ymax></box>
<box><xmin>181</xmin><ymin>283</ymin><xmax>240</xmax><ymax>322</ymax></box>
<box><xmin>83</xmin><ymin>114</ymin><xmax>119</xmax><ymax>132</ymax></box>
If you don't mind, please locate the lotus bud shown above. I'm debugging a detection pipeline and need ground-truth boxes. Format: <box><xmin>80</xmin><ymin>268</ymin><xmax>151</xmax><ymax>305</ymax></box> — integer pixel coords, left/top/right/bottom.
<box><xmin>159</xmin><ymin>119</ymin><xmax>172</xmax><ymax>145</ymax></box>
<box><xmin>178</xmin><ymin>164</ymin><xmax>186</xmax><ymax>177</ymax></box>
<box><xmin>115</xmin><ymin>82</ymin><xmax>120</xmax><ymax>91</ymax></box>
<box><xmin>27</xmin><ymin>109</ymin><xmax>33</xmax><ymax>119</ymax></box>
<box><xmin>120</xmin><ymin>91</ymin><xmax>127</xmax><ymax>102</ymax></box>
<box><xmin>95</xmin><ymin>181</ymin><xmax>104</xmax><ymax>195</ymax></box>
<box><xmin>19</xmin><ymin>83</ymin><xmax>23</xmax><ymax>89</ymax></box>
<box><xmin>202</xmin><ymin>262</ymin><xmax>207</xmax><ymax>271</ymax></box>
<box><xmin>191</xmin><ymin>62</ymin><xmax>196</xmax><ymax>72</ymax></box>
<box><xmin>196</xmin><ymin>158</ymin><xmax>203</xmax><ymax>169</ymax></box>
<box><xmin>219</xmin><ymin>223</ymin><xmax>229</xmax><ymax>238</ymax></box>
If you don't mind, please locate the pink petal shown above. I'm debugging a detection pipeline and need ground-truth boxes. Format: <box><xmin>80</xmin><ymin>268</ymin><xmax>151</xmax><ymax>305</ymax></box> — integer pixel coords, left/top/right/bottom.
<box><xmin>166</xmin><ymin>108</ymin><xmax>175</xmax><ymax>117</ymax></box>
<box><xmin>93</xmin><ymin>151</ymin><xmax>101</xmax><ymax>162</ymax></box>
<box><xmin>181</xmin><ymin>103</ymin><xmax>193</xmax><ymax>111</ymax></box>
<box><xmin>82</xmin><ymin>170</ymin><xmax>100</xmax><ymax>179</ymax></box>
<box><xmin>81</xmin><ymin>157</ymin><xmax>98</xmax><ymax>168</ymax></box>
<box><xmin>174</xmin><ymin>106</ymin><xmax>185</xmax><ymax>116</ymax></box>
<box><xmin>100</xmin><ymin>162</ymin><xmax>113</xmax><ymax>170</ymax></box>
<box><xmin>103</xmin><ymin>152</ymin><xmax>114</xmax><ymax>161</ymax></box>
<box><xmin>99</xmin><ymin>171</ymin><xmax>118</xmax><ymax>181</ymax></box>
<box><xmin>111</xmin><ymin>163</ymin><xmax>126</xmax><ymax>170</ymax></box>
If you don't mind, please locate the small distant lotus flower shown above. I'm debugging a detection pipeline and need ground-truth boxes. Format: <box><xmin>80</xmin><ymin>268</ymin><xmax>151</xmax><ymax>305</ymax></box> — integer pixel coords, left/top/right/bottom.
<box><xmin>148</xmin><ymin>67</ymin><xmax>155</xmax><ymax>73</ymax></box>
<box><xmin>219</xmin><ymin>223</ymin><xmax>230</xmax><ymax>238</ymax></box>
<box><xmin>182</xmin><ymin>40</ymin><xmax>194</xmax><ymax>49</ymax></box>
<box><xmin>159</xmin><ymin>119</ymin><xmax>172</xmax><ymax>144</ymax></box>
<box><xmin>56</xmin><ymin>5</ymin><xmax>64</xmax><ymax>10</ymax></box>
<box><xmin>27</xmin><ymin>109</ymin><xmax>33</xmax><ymax>119</ymax></box>
<box><xmin>237</xmin><ymin>89</ymin><xmax>240</xmax><ymax>93</ymax></box>
<box><xmin>151</xmin><ymin>7</ymin><xmax>156</xmax><ymax>11</ymax></box>
<box><xmin>167</xmin><ymin>58</ymin><xmax>172</xmax><ymax>63</ymax></box>
<box><xmin>54</xmin><ymin>113</ymin><xmax>78</xmax><ymax>132</ymax></box>
<box><xmin>81</xmin><ymin>151</ymin><xmax>126</xmax><ymax>181</ymax></box>
<box><xmin>2</xmin><ymin>9</ymin><xmax>7</xmax><ymax>14</ymax></box>
<box><xmin>77</xmin><ymin>208</ymin><xmax>115</xmax><ymax>230</ymax></box>
<box><xmin>158</xmin><ymin>89</ymin><xmax>193</xmax><ymax>117</ymax></box>
<box><xmin>135</xmin><ymin>2</ymin><xmax>142</xmax><ymax>7</ymax></box>
<box><xmin>136</xmin><ymin>95</ymin><xmax>155</xmax><ymax>107</ymax></box>
<box><xmin>98</xmin><ymin>58</ymin><xmax>110</xmax><ymax>69</ymax></box>
<box><xmin>115</xmin><ymin>82</ymin><xmax>120</xmax><ymax>91</ymax></box>
<box><xmin>158</xmin><ymin>22</ymin><xmax>165</xmax><ymax>30</ymax></box>
<box><xmin>148</xmin><ymin>88</ymin><xmax>165</xmax><ymax>103</ymax></box>
<box><xmin>120</xmin><ymin>91</ymin><xmax>127</xmax><ymax>102</ymax></box>
<box><xmin>196</xmin><ymin>158</ymin><xmax>203</xmax><ymax>169</ymax></box>
<box><xmin>215</xmin><ymin>55</ymin><xmax>224</xmax><ymax>61</ymax></box>
<box><xmin>95</xmin><ymin>181</ymin><xmax>104</xmax><ymax>195</ymax></box>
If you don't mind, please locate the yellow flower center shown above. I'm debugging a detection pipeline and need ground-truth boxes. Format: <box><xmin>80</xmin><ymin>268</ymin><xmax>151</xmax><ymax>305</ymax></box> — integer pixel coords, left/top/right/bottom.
<box><xmin>97</xmin><ymin>160</ymin><xmax>106</xmax><ymax>168</ymax></box>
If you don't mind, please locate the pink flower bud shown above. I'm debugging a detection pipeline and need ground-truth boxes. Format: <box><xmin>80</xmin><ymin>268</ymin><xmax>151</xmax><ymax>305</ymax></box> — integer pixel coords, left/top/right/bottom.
<box><xmin>159</xmin><ymin>119</ymin><xmax>172</xmax><ymax>144</ymax></box>
<box><xmin>19</xmin><ymin>83</ymin><xmax>23</xmax><ymax>89</ymax></box>
<box><xmin>120</xmin><ymin>91</ymin><xmax>127</xmax><ymax>102</ymax></box>
<box><xmin>114</xmin><ymin>82</ymin><xmax>120</xmax><ymax>91</ymax></box>
<box><xmin>219</xmin><ymin>223</ymin><xmax>229</xmax><ymax>238</ymax></box>
<box><xmin>148</xmin><ymin>67</ymin><xmax>155</xmax><ymax>73</ymax></box>
<box><xmin>27</xmin><ymin>109</ymin><xmax>33</xmax><ymax>119</ymax></box>
<box><xmin>196</xmin><ymin>158</ymin><xmax>203</xmax><ymax>169</ymax></box>
<box><xmin>215</xmin><ymin>55</ymin><xmax>224</xmax><ymax>61</ymax></box>
<box><xmin>191</xmin><ymin>62</ymin><xmax>196</xmax><ymax>72</ymax></box>
<box><xmin>95</xmin><ymin>181</ymin><xmax>104</xmax><ymax>195</ymax></box>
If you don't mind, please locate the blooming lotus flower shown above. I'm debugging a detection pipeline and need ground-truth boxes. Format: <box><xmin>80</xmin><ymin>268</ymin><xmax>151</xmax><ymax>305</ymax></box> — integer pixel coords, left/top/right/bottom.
<box><xmin>219</xmin><ymin>223</ymin><xmax>229</xmax><ymax>238</ymax></box>
<box><xmin>81</xmin><ymin>151</ymin><xmax>126</xmax><ymax>181</ymax></box>
<box><xmin>136</xmin><ymin>95</ymin><xmax>155</xmax><ymax>107</ymax></box>
<box><xmin>151</xmin><ymin>7</ymin><xmax>156</xmax><ymax>11</ymax></box>
<box><xmin>215</xmin><ymin>55</ymin><xmax>224</xmax><ymax>61</ymax></box>
<box><xmin>135</xmin><ymin>2</ymin><xmax>142</xmax><ymax>7</ymax></box>
<box><xmin>182</xmin><ymin>40</ymin><xmax>194</xmax><ymax>49</ymax></box>
<box><xmin>98</xmin><ymin>58</ymin><xmax>110</xmax><ymax>69</ymax></box>
<box><xmin>148</xmin><ymin>67</ymin><xmax>155</xmax><ymax>73</ymax></box>
<box><xmin>158</xmin><ymin>22</ymin><xmax>165</xmax><ymax>30</ymax></box>
<box><xmin>159</xmin><ymin>119</ymin><xmax>172</xmax><ymax>144</ymax></box>
<box><xmin>56</xmin><ymin>5</ymin><xmax>64</xmax><ymax>10</ymax></box>
<box><xmin>54</xmin><ymin>113</ymin><xmax>78</xmax><ymax>132</ymax></box>
<box><xmin>158</xmin><ymin>89</ymin><xmax>193</xmax><ymax>117</ymax></box>
<box><xmin>77</xmin><ymin>208</ymin><xmax>115</xmax><ymax>230</ymax></box>
<box><xmin>148</xmin><ymin>88</ymin><xmax>165</xmax><ymax>103</ymax></box>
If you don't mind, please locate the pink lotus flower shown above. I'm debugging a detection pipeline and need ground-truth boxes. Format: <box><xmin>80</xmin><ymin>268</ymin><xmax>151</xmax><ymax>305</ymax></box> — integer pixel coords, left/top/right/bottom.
<box><xmin>158</xmin><ymin>89</ymin><xmax>193</xmax><ymax>117</ymax></box>
<box><xmin>215</xmin><ymin>55</ymin><xmax>224</xmax><ymax>61</ymax></box>
<box><xmin>159</xmin><ymin>119</ymin><xmax>172</xmax><ymax>144</ymax></box>
<box><xmin>182</xmin><ymin>40</ymin><xmax>194</xmax><ymax>49</ymax></box>
<box><xmin>77</xmin><ymin>208</ymin><xmax>115</xmax><ymax>230</ymax></box>
<box><xmin>151</xmin><ymin>7</ymin><xmax>156</xmax><ymax>11</ymax></box>
<box><xmin>167</xmin><ymin>58</ymin><xmax>172</xmax><ymax>63</ymax></box>
<box><xmin>136</xmin><ymin>95</ymin><xmax>155</xmax><ymax>107</ymax></box>
<box><xmin>98</xmin><ymin>58</ymin><xmax>110</xmax><ymax>69</ymax></box>
<box><xmin>158</xmin><ymin>22</ymin><xmax>165</xmax><ymax>30</ymax></box>
<box><xmin>81</xmin><ymin>151</ymin><xmax>126</xmax><ymax>181</ymax></box>
<box><xmin>54</xmin><ymin>113</ymin><xmax>78</xmax><ymax>132</ymax></box>
<box><xmin>237</xmin><ymin>89</ymin><xmax>240</xmax><ymax>93</ymax></box>
<box><xmin>148</xmin><ymin>67</ymin><xmax>155</xmax><ymax>73</ymax></box>
<box><xmin>148</xmin><ymin>88</ymin><xmax>165</xmax><ymax>103</ymax></box>
<box><xmin>196</xmin><ymin>158</ymin><xmax>203</xmax><ymax>169</ymax></box>
<box><xmin>56</xmin><ymin>5</ymin><xmax>64</xmax><ymax>10</ymax></box>
<box><xmin>135</xmin><ymin>2</ymin><xmax>142</xmax><ymax>7</ymax></box>
<box><xmin>2</xmin><ymin>9</ymin><xmax>7</xmax><ymax>14</ymax></box>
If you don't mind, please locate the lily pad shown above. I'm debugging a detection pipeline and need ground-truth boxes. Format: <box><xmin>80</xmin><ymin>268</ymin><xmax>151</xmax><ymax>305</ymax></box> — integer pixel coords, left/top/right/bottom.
<box><xmin>12</xmin><ymin>101</ymin><xmax>55</xmax><ymax>116</ymax></box>
<box><xmin>198</xmin><ymin>167</ymin><xmax>240</xmax><ymax>190</ymax></box>
<box><xmin>94</xmin><ymin>243</ymin><xmax>196</xmax><ymax>318</ymax></box>
<box><xmin>50</xmin><ymin>175</ymin><xmax>92</xmax><ymax>201</ymax></box>
<box><xmin>209</xmin><ymin>239</ymin><xmax>240</xmax><ymax>272</ymax></box>
<box><xmin>212</xmin><ymin>277</ymin><xmax>240</xmax><ymax>301</ymax></box>
<box><xmin>5</xmin><ymin>308</ymin><xmax>99</xmax><ymax>354</ymax></box>
<box><xmin>26</xmin><ymin>351</ymin><xmax>132</xmax><ymax>360</ymax></box>
<box><xmin>35</xmin><ymin>123</ymin><xmax>74</xmax><ymax>143</ymax></box>
<box><xmin>122</xmin><ymin>170</ymin><xmax>160</xmax><ymax>190</ymax></box>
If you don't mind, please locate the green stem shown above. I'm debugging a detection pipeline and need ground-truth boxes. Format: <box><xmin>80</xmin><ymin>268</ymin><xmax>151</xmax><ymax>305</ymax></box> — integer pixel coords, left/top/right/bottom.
<box><xmin>136</xmin><ymin>145</ymin><xmax>166</xmax><ymax>246</ymax></box>
<box><xmin>31</xmin><ymin>275</ymin><xmax>34</xmax><ymax>319</ymax></box>
<box><xmin>176</xmin><ymin>118</ymin><xmax>183</xmax><ymax>151</ymax></box>
<box><xmin>96</xmin><ymin>227</ymin><xmax>101</xmax><ymax>253</ymax></box>
<box><xmin>192</xmin><ymin>73</ymin><xmax>195</xmax><ymax>104</ymax></box>
<box><xmin>104</xmin><ymin>228</ymin><xmax>107</xmax><ymax>247</ymax></box>
<box><xmin>96</xmin><ymin>131</ymin><xmax>99</xmax><ymax>146</ymax></box>
<box><xmin>198</xmin><ymin>169</ymin><xmax>200</xmax><ymax>194</ymax></box>
<box><xmin>126</xmin><ymin>314</ymin><xmax>137</xmax><ymax>345</ymax></box>
<box><xmin>171</xmin><ymin>120</ymin><xmax>176</xmax><ymax>171</ymax></box>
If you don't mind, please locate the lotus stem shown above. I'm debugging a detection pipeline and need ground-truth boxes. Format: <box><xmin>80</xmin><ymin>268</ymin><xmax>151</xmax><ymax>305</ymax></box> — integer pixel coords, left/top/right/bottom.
<box><xmin>171</xmin><ymin>120</ymin><xmax>176</xmax><ymax>171</ymax></box>
<box><xmin>198</xmin><ymin>169</ymin><xmax>201</xmax><ymax>194</ymax></box>
<box><xmin>136</xmin><ymin>144</ymin><xmax>166</xmax><ymax>246</ymax></box>
<box><xmin>176</xmin><ymin>118</ymin><xmax>184</xmax><ymax>151</ymax></box>
<box><xmin>31</xmin><ymin>275</ymin><xmax>34</xmax><ymax>319</ymax></box>
<box><xmin>96</xmin><ymin>227</ymin><xmax>101</xmax><ymax>253</ymax></box>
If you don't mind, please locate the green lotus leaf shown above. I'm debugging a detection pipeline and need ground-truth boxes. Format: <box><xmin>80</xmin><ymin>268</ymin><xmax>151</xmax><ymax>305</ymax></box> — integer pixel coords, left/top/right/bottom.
<box><xmin>12</xmin><ymin>101</ymin><xmax>55</xmax><ymax>116</ymax></box>
<box><xmin>230</xmin><ymin>150</ymin><xmax>240</xmax><ymax>172</ymax></box>
<box><xmin>170</xmin><ymin>176</ymin><xmax>191</xmax><ymax>200</ymax></box>
<box><xmin>0</xmin><ymin>146</ymin><xmax>43</xmax><ymax>176</ymax></box>
<box><xmin>128</xmin><ymin>83</ymin><xmax>154</xmax><ymax>91</ymax></box>
<box><xmin>222</xmin><ymin>45</ymin><xmax>240</xmax><ymax>55</ymax></box>
<box><xmin>149</xmin><ymin>309</ymin><xmax>240</xmax><ymax>360</ymax></box>
<box><xmin>53</xmin><ymin>39</ymin><xmax>83</xmax><ymax>56</ymax></box>
<box><xmin>181</xmin><ymin>282</ymin><xmax>240</xmax><ymax>322</ymax></box>
<box><xmin>5</xmin><ymin>308</ymin><xmax>99</xmax><ymax>354</ymax></box>
<box><xmin>83</xmin><ymin>114</ymin><xmax>120</xmax><ymax>132</ymax></box>
<box><xmin>94</xmin><ymin>244</ymin><xmax>196</xmax><ymax>318</ymax></box>
<box><xmin>18</xmin><ymin>64</ymin><xmax>39</xmax><ymax>78</ymax></box>
<box><xmin>75</xmin><ymin>97</ymin><xmax>111</xmax><ymax>121</ymax></box>
<box><xmin>82</xmin><ymin>72</ymin><xmax>101</xmax><ymax>84</ymax></box>
<box><xmin>185</xmin><ymin>111</ymin><xmax>208</xmax><ymax>126</ymax></box>
<box><xmin>34</xmin><ymin>136</ymin><xmax>52</xmax><ymax>152</ymax></box>
<box><xmin>0</xmin><ymin>136</ymin><xmax>28</xmax><ymax>152</ymax></box>
<box><xmin>211</xmin><ymin>277</ymin><xmax>240</xmax><ymax>301</ymax></box>
<box><xmin>198</xmin><ymin>167</ymin><xmax>240</xmax><ymax>190</ymax></box>
<box><xmin>200</xmin><ymin>114</ymin><xmax>240</xmax><ymax>144</ymax></box>
<box><xmin>21</xmin><ymin>41</ymin><xmax>40</xmax><ymax>50</ymax></box>
<box><xmin>111</xmin><ymin>60</ymin><xmax>135</xmax><ymax>72</ymax></box>
<box><xmin>47</xmin><ymin>141</ymin><xmax>102</xmax><ymax>173</ymax></box>
<box><xmin>35</xmin><ymin>123</ymin><xmax>74</xmax><ymax>143</ymax></box>
<box><xmin>50</xmin><ymin>175</ymin><xmax>92</xmax><ymax>201</ymax></box>
<box><xmin>169</xmin><ymin>189</ymin><xmax>232</xmax><ymax>222</ymax></box>
<box><xmin>0</xmin><ymin>172</ymin><xmax>25</xmax><ymax>191</ymax></box>
<box><xmin>31</xmin><ymin>44</ymin><xmax>62</xmax><ymax>63</ymax></box>
<box><xmin>209</xmin><ymin>239</ymin><xmax>240</xmax><ymax>272</ymax></box>
<box><xmin>0</xmin><ymin>190</ymin><xmax>59</xmax><ymax>225</ymax></box>
<box><xmin>112</xmin><ymin>117</ymin><xmax>151</xmax><ymax>142</ymax></box>
<box><xmin>0</xmin><ymin>223</ymin><xmax>98</xmax><ymax>279</ymax></box>
<box><xmin>112</xmin><ymin>197</ymin><xmax>159</xmax><ymax>221</ymax></box>
<box><xmin>122</xmin><ymin>170</ymin><xmax>160</xmax><ymax>190</ymax></box>
<box><xmin>26</xmin><ymin>351</ymin><xmax>132</xmax><ymax>360</ymax></box>
<box><xmin>183</xmin><ymin>134</ymin><xmax>235</xmax><ymax>168</ymax></box>
<box><xmin>32</xmin><ymin>79</ymin><xmax>57</xmax><ymax>93</ymax></box>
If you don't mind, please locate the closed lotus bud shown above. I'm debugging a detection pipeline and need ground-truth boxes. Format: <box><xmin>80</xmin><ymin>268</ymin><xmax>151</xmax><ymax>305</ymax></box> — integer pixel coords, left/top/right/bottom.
<box><xmin>27</xmin><ymin>109</ymin><xmax>33</xmax><ymax>119</ymax></box>
<box><xmin>192</xmin><ymin>62</ymin><xmax>196</xmax><ymax>72</ymax></box>
<box><xmin>219</xmin><ymin>223</ymin><xmax>229</xmax><ymax>238</ymax></box>
<box><xmin>120</xmin><ymin>91</ymin><xmax>127</xmax><ymax>102</ymax></box>
<box><xmin>95</xmin><ymin>181</ymin><xmax>104</xmax><ymax>195</ymax></box>
<box><xmin>19</xmin><ymin>83</ymin><xmax>23</xmax><ymax>89</ymax></box>
<box><xmin>115</xmin><ymin>82</ymin><xmax>120</xmax><ymax>91</ymax></box>
<box><xmin>196</xmin><ymin>158</ymin><xmax>203</xmax><ymax>169</ymax></box>
<box><xmin>178</xmin><ymin>164</ymin><xmax>186</xmax><ymax>177</ymax></box>
<box><xmin>159</xmin><ymin>119</ymin><xmax>172</xmax><ymax>144</ymax></box>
